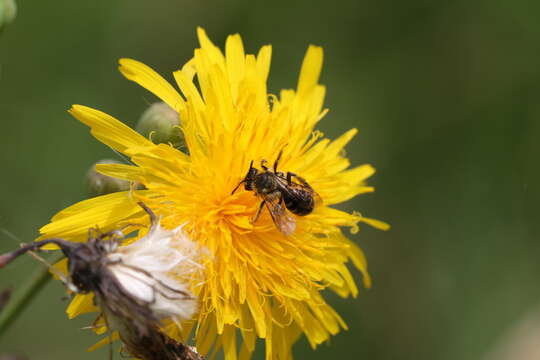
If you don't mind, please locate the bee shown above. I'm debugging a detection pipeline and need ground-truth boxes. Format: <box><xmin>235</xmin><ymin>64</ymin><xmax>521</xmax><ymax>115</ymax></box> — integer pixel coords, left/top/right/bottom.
<box><xmin>232</xmin><ymin>150</ymin><xmax>320</xmax><ymax>235</ymax></box>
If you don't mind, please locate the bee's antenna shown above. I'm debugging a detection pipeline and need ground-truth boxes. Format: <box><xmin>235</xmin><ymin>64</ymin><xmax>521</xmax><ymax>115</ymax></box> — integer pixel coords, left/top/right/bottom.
<box><xmin>274</xmin><ymin>149</ymin><xmax>284</xmax><ymax>172</ymax></box>
<box><xmin>232</xmin><ymin>160</ymin><xmax>254</xmax><ymax>195</ymax></box>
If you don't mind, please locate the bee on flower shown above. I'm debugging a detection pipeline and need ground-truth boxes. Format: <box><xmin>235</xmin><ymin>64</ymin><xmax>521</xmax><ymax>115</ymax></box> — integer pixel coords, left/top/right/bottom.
<box><xmin>232</xmin><ymin>148</ymin><xmax>322</xmax><ymax>235</ymax></box>
<box><xmin>37</xmin><ymin>28</ymin><xmax>389</xmax><ymax>359</ymax></box>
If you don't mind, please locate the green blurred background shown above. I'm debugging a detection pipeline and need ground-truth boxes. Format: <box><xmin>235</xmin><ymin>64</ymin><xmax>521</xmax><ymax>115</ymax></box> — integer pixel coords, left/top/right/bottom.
<box><xmin>1</xmin><ymin>1</ymin><xmax>539</xmax><ymax>359</ymax></box>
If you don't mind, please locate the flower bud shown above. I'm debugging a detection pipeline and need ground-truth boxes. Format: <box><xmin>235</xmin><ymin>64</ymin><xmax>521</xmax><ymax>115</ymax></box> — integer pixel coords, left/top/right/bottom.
<box><xmin>135</xmin><ymin>102</ymin><xmax>185</xmax><ymax>149</ymax></box>
<box><xmin>0</xmin><ymin>0</ymin><xmax>16</xmax><ymax>33</ymax></box>
<box><xmin>86</xmin><ymin>159</ymin><xmax>131</xmax><ymax>197</ymax></box>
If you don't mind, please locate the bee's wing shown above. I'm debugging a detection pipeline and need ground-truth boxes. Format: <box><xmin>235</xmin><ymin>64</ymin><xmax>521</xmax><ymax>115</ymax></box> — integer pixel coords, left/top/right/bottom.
<box><xmin>312</xmin><ymin>191</ymin><xmax>324</xmax><ymax>206</ymax></box>
<box><xmin>264</xmin><ymin>195</ymin><xmax>296</xmax><ymax>236</ymax></box>
<box><xmin>276</xmin><ymin>176</ymin><xmax>323</xmax><ymax>207</ymax></box>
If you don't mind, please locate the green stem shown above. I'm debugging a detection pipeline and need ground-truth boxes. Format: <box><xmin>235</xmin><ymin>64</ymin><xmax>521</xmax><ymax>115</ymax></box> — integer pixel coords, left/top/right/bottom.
<box><xmin>0</xmin><ymin>252</ymin><xmax>64</xmax><ymax>337</ymax></box>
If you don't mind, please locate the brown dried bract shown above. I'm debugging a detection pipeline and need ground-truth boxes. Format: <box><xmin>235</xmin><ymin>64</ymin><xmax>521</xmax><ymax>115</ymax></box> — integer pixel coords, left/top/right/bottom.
<box><xmin>125</xmin><ymin>328</ymin><xmax>204</xmax><ymax>360</ymax></box>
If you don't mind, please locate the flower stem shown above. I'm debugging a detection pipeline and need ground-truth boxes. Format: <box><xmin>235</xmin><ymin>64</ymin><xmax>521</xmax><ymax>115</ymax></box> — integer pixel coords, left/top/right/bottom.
<box><xmin>0</xmin><ymin>252</ymin><xmax>64</xmax><ymax>337</ymax></box>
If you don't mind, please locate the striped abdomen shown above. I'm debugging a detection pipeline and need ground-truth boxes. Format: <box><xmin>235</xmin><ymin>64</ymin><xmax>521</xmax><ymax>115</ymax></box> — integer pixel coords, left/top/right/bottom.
<box><xmin>282</xmin><ymin>190</ymin><xmax>315</xmax><ymax>216</ymax></box>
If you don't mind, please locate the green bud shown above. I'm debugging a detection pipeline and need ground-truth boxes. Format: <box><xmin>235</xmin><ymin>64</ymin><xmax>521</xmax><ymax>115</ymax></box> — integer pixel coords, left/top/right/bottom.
<box><xmin>0</xmin><ymin>0</ymin><xmax>16</xmax><ymax>33</ymax></box>
<box><xmin>135</xmin><ymin>102</ymin><xmax>185</xmax><ymax>149</ymax></box>
<box><xmin>86</xmin><ymin>159</ymin><xmax>132</xmax><ymax>197</ymax></box>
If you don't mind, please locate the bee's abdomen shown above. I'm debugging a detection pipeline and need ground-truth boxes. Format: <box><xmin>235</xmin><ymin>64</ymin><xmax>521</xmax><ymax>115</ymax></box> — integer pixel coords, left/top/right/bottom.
<box><xmin>284</xmin><ymin>192</ymin><xmax>314</xmax><ymax>216</ymax></box>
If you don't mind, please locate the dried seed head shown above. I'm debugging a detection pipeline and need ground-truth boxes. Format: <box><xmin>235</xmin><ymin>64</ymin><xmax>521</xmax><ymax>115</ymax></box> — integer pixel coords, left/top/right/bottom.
<box><xmin>0</xmin><ymin>203</ymin><xmax>206</xmax><ymax>359</ymax></box>
<box><xmin>107</xmin><ymin>220</ymin><xmax>203</xmax><ymax>324</ymax></box>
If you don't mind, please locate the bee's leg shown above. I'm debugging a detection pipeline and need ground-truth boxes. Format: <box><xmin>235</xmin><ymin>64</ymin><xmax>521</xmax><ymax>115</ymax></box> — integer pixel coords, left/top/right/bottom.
<box><xmin>137</xmin><ymin>201</ymin><xmax>157</xmax><ymax>225</ymax></box>
<box><xmin>273</xmin><ymin>149</ymin><xmax>284</xmax><ymax>172</ymax></box>
<box><xmin>252</xmin><ymin>200</ymin><xmax>266</xmax><ymax>224</ymax></box>
<box><xmin>261</xmin><ymin>159</ymin><xmax>269</xmax><ymax>171</ymax></box>
<box><xmin>231</xmin><ymin>179</ymin><xmax>245</xmax><ymax>194</ymax></box>
<box><xmin>286</xmin><ymin>172</ymin><xmax>297</xmax><ymax>185</ymax></box>
<box><xmin>287</xmin><ymin>172</ymin><xmax>315</xmax><ymax>190</ymax></box>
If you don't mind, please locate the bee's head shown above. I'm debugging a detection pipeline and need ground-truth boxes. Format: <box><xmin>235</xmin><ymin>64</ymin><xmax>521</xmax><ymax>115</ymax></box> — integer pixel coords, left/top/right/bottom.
<box><xmin>244</xmin><ymin>161</ymin><xmax>258</xmax><ymax>191</ymax></box>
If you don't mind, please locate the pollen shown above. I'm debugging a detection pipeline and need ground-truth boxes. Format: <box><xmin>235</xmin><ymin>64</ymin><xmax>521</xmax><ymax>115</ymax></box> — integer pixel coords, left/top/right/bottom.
<box><xmin>38</xmin><ymin>27</ymin><xmax>389</xmax><ymax>360</ymax></box>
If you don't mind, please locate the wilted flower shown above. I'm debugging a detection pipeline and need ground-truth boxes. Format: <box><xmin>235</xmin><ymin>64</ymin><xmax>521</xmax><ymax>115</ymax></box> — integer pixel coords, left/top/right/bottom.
<box><xmin>39</xmin><ymin>28</ymin><xmax>389</xmax><ymax>359</ymax></box>
<box><xmin>104</xmin><ymin>210</ymin><xmax>202</xmax><ymax>328</ymax></box>
<box><xmin>1</xmin><ymin>204</ymin><xmax>204</xmax><ymax>359</ymax></box>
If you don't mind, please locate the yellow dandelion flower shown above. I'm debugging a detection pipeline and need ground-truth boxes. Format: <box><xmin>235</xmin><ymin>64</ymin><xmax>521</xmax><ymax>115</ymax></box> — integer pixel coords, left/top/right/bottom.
<box><xmin>39</xmin><ymin>28</ymin><xmax>389</xmax><ymax>359</ymax></box>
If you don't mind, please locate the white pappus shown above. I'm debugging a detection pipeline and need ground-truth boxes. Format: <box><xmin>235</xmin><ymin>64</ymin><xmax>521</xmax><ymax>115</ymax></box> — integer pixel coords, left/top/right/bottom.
<box><xmin>106</xmin><ymin>218</ymin><xmax>205</xmax><ymax>326</ymax></box>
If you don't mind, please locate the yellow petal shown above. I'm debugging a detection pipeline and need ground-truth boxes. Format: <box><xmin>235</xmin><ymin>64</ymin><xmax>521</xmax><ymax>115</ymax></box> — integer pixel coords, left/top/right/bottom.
<box><xmin>69</xmin><ymin>105</ymin><xmax>153</xmax><ymax>154</ymax></box>
<box><xmin>40</xmin><ymin>191</ymin><xmax>148</xmax><ymax>239</ymax></box>
<box><xmin>246</xmin><ymin>285</ymin><xmax>266</xmax><ymax>338</ymax></box>
<box><xmin>340</xmin><ymin>164</ymin><xmax>376</xmax><ymax>184</ymax></box>
<box><xmin>360</xmin><ymin>216</ymin><xmax>390</xmax><ymax>231</ymax></box>
<box><xmin>225</xmin><ymin>33</ymin><xmax>245</xmax><ymax>102</ymax></box>
<box><xmin>256</xmin><ymin>45</ymin><xmax>272</xmax><ymax>84</ymax></box>
<box><xmin>118</xmin><ymin>58</ymin><xmax>185</xmax><ymax>112</ymax></box>
<box><xmin>197</xmin><ymin>27</ymin><xmax>226</xmax><ymax>66</ymax></box>
<box><xmin>49</xmin><ymin>257</ymin><xmax>68</xmax><ymax>278</ymax></box>
<box><xmin>297</xmin><ymin>45</ymin><xmax>323</xmax><ymax>95</ymax></box>
<box><xmin>173</xmin><ymin>69</ymin><xmax>205</xmax><ymax>111</ymax></box>
<box><xmin>196</xmin><ymin>314</ymin><xmax>219</xmax><ymax>355</ymax></box>
<box><xmin>181</xmin><ymin>57</ymin><xmax>197</xmax><ymax>80</ymax></box>
<box><xmin>222</xmin><ymin>325</ymin><xmax>238</xmax><ymax>360</ymax></box>
<box><xmin>95</xmin><ymin>163</ymin><xmax>143</xmax><ymax>182</ymax></box>
<box><xmin>87</xmin><ymin>331</ymin><xmax>120</xmax><ymax>352</ymax></box>
<box><xmin>343</xmin><ymin>237</ymin><xmax>372</xmax><ymax>288</ymax></box>
<box><xmin>325</xmin><ymin>128</ymin><xmax>357</xmax><ymax>157</ymax></box>
<box><xmin>67</xmin><ymin>293</ymin><xmax>98</xmax><ymax>319</ymax></box>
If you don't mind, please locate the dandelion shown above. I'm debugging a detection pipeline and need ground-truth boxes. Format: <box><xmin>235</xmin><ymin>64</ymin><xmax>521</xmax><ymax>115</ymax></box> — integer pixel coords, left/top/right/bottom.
<box><xmin>39</xmin><ymin>28</ymin><xmax>389</xmax><ymax>359</ymax></box>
